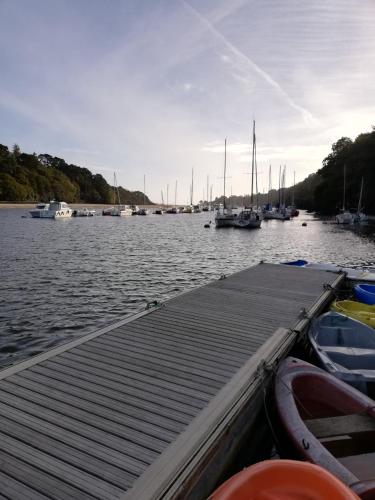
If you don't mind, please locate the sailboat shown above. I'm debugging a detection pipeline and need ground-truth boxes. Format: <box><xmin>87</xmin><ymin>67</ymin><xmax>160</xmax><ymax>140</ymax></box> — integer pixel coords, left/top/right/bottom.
<box><xmin>286</xmin><ymin>171</ymin><xmax>299</xmax><ymax>217</ymax></box>
<box><xmin>137</xmin><ymin>174</ymin><xmax>149</xmax><ymax>215</ymax></box>
<box><xmin>336</xmin><ymin>165</ymin><xmax>354</xmax><ymax>224</ymax></box>
<box><xmin>102</xmin><ymin>173</ymin><xmax>133</xmax><ymax>216</ymax></box>
<box><xmin>232</xmin><ymin>122</ymin><xmax>261</xmax><ymax>229</ymax></box>
<box><xmin>353</xmin><ymin>177</ymin><xmax>368</xmax><ymax>224</ymax></box>
<box><xmin>215</xmin><ymin>139</ymin><xmax>235</xmax><ymax>227</ymax></box>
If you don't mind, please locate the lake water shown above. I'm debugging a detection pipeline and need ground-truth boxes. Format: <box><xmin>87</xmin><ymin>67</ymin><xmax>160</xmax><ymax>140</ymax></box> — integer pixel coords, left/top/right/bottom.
<box><xmin>1</xmin><ymin>208</ymin><xmax>375</xmax><ymax>368</ymax></box>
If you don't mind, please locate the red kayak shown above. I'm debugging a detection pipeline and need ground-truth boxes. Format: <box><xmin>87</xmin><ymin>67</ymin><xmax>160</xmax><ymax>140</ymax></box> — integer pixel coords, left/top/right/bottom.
<box><xmin>209</xmin><ymin>459</ymin><xmax>359</xmax><ymax>499</ymax></box>
<box><xmin>275</xmin><ymin>357</ymin><xmax>375</xmax><ymax>499</ymax></box>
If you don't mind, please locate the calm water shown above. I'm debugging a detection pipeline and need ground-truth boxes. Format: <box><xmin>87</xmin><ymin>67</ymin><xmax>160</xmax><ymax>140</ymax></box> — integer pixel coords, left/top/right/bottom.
<box><xmin>1</xmin><ymin>208</ymin><xmax>375</xmax><ymax>367</ymax></box>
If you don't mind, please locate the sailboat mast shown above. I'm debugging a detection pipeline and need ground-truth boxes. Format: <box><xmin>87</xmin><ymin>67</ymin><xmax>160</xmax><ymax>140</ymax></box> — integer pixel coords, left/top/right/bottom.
<box><xmin>343</xmin><ymin>164</ymin><xmax>346</xmax><ymax>210</ymax></box>
<box><xmin>161</xmin><ymin>190</ymin><xmax>164</xmax><ymax>206</ymax></box>
<box><xmin>167</xmin><ymin>184</ymin><xmax>169</xmax><ymax>209</ymax></box>
<box><xmin>255</xmin><ymin>130</ymin><xmax>258</xmax><ymax>208</ymax></box>
<box><xmin>278</xmin><ymin>165</ymin><xmax>281</xmax><ymax>209</ymax></box>
<box><xmin>268</xmin><ymin>165</ymin><xmax>272</xmax><ymax>206</ymax></box>
<box><xmin>175</xmin><ymin>180</ymin><xmax>177</xmax><ymax>208</ymax></box>
<box><xmin>357</xmin><ymin>177</ymin><xmax>364</xmax><ymax>214</ymax></box>
<box><xmin>191</xmin><ymin>168</ymin><xmax>194</xmax><ymax>206</ymax></box>
<box><xmin>206</xmin><ymin>175</ymin><xmax>209</xmax><ymax>204</ymax></box>
<box><xmin>292</xmin><ymin>171</ymin><xmax>295</xmax><ymax>206</ymax></box>
<box><xmin>143</xmin><ymin>174</ymin><xmax>146</xmax><ymax>206</ymax></box>
<box><xmin>250</xmin><ymin>121</ymin><xmax>255</xmax><ymax>205</ymax></box>
<box><xmin>223</xmin><ymin>138</ymin><xmax>227</xmax><ymax>210</ymax></box>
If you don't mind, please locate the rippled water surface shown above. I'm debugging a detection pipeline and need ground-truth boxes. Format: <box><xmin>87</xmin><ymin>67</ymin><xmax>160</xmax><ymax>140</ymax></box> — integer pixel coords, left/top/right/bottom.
<box><xmin>1</xmin><ymin>209</ymin><xmax>375</xmax><ymax>367</ymax></box>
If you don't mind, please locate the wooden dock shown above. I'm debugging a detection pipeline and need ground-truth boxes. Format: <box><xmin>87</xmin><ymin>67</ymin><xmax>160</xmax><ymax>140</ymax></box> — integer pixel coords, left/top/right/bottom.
<box><xmin>0</xmin><ymin>263</ymin><xmax>344</xmax><ymax>499</ymax></box>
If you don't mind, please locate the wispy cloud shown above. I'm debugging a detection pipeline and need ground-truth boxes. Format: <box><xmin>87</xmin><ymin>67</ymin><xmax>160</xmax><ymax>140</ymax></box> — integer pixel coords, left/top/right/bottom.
<box><xmin>180</xmin><ymin>0</ymin><xmax>319</xmax><ymax>127</ymax></box>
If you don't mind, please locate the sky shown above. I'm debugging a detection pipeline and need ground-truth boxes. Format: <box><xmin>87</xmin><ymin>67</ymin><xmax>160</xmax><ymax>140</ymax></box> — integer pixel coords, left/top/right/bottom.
<box><xmin>1</xmin><ymin>0</ymin><xmax>374</xmax><ymax>204</ymax></box>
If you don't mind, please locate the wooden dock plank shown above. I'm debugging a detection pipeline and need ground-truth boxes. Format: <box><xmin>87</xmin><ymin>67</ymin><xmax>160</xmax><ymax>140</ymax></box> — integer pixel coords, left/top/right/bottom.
<box><xmin>0</xmin><ymin>263</ymin><xmax>344</xmax><ymax>499</ymax></box>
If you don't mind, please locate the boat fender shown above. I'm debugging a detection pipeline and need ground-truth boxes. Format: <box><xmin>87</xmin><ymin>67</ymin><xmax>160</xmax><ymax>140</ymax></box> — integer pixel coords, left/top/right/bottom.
<box><xmin>302</xmin><ymin>222</ymin><xmax>307</xmax><ymax>226</ymax></box>
<box><xmin>204</xmin><ymin>224</ymin><xmax>210</xmax><ymax>228</ymax></box>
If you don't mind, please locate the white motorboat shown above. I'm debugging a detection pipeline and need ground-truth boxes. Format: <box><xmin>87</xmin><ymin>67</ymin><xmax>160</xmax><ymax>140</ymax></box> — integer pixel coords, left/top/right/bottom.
<box><xmin>29</xmin><ymin>202</ymin><xmax>50</xmax><ymax>218</ymax></box>
<box><xmin>30</xmin><ymin>200</ymin><xmax>73</xmax><ymax>219</ymax></box>
<box><xmin>232</xmin><ymin>209</ymin><xmax>261</xmax><ymax>229</ymax></box>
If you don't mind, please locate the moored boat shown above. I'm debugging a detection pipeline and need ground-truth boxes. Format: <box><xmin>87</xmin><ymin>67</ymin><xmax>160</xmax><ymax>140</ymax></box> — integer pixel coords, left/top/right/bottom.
<box><xmin>232</xmin><ymin>209</ymin><xmax>261</xmax><ymax>229</ymax></box>
<box><xmin>72</xmin><ymin>208</ymin><xmax>96</xmax><ymax>217</ymax></box>
<box><xmin>275</xmin><ymin>357</ymin><xmax>375</xmax><ymax>497</ymax></box>
<box><xmin>29</xmin><ymin>202</ymin><xmax>50</xmax><ymax>218</ymax></box>
<box><xmin>30</xmin><ymin>200</ymin><xmax>72</xmax><ymax>219</ymax></box>
<box><xmin>331</xmin><ymin>300</ymin><xmax>375</xmax><ymax>328</ymax></box>
<box><xmin>209</xmin><ymin>459</ymin><xmax>359</xmax><ymax>500</ymax></box>
<box><xmin>354</xmin><ymin>284</ymin><xmax>375</xmax><ymax>305</ymax></box>
<box><xmin>308</xmin><ymin>311</ymin><xmax>375</xmax><ymax>395</ymax></box>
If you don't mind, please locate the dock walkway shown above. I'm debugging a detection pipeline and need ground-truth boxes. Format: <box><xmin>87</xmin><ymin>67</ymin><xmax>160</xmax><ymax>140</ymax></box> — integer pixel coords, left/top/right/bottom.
<box><xmin>0</xmin><ymin>263</ymin><xmax>344</xmax><ymax>499</ymax></box>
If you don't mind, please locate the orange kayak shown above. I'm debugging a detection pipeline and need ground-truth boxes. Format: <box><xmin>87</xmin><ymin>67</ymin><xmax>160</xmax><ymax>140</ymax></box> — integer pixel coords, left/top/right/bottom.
<box><xmin>209</xmin><ymin>460</ymin><xmax>359</xmax><ymax>499</ymax></box>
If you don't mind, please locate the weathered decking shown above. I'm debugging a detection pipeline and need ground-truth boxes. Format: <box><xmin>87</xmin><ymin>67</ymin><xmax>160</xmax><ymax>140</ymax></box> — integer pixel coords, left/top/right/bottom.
<box><xmin>0</xmin><ymin>263</ymin><xmax>344</xmax><ymax>499</ymax></box>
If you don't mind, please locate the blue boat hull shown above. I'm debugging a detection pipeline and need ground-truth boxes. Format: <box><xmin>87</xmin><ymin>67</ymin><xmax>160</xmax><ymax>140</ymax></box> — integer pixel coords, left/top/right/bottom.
<box><xmin>354</xmin><ymin>284</ymin><xmax>375</xmax><ymax>305</ymax></box>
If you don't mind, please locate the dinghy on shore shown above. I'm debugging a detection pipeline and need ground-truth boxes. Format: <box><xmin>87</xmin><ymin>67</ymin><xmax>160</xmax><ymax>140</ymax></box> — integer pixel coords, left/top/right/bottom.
<box><xmin>308</xmin><ymin>311</ymin><xmax>375</xmax><ymax>395</ymax></box>
<box><xmin>275</xmin><ymin>357</ymin><xmax>375</xmax><ymax>498</ymax></box>
<box><xmin>331</xmin><ymin>300</ymin><xmax>375</xmax><ymax>328</ymax></box>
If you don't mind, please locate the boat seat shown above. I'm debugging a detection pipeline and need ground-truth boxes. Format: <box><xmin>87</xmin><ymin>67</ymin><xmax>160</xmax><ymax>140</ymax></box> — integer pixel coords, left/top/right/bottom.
<box><xmin>339</xmin><ymin>452</ymin><xmax>375</xmax><ymax>481</ymax></box>
<box><xmin>305</xmin><ymin>414</ymin><xmax>375</xmax><ymax>458</ymax></box>
<box><xmin>305</xmin><ymin>414</ymin><xmax>375</xmax><ymax>439</ymax></box>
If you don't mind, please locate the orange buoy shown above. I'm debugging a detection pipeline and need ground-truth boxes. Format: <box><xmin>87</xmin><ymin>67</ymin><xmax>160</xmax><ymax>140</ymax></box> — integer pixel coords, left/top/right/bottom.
<box><xmin>209</xmin><ymin>460</ymin><xmax>359</xmax><ymax>500</ymax></box>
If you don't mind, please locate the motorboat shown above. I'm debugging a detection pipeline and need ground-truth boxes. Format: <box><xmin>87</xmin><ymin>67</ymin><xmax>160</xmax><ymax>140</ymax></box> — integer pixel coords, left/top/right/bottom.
<box><xmin>232</xmin><ymin>209</ymin><xmax>261</xmax><ymax>229</ymax></box>
<box><xmin>308</xmin><ymin>311</ymin><xmax>375</xmax><ymax>395</ymax></box>
<box><xmin>331</xmin><ymin>300</ymin><xmax>375</xmax><ymax>328</ymax></box>
<box><xmin>30</xmin><ymin>200</ymin><xmax>72</xmax><ymax>219</ymax></box>
<box><xmin>29</xmin><ymin>202</ymin><xmax>50</xmax><ymax>218</ymax></box>
<box><xmin>275</xmin><ymin>357</ymin><xmax>375</xmax><ymax>498</ymax></box>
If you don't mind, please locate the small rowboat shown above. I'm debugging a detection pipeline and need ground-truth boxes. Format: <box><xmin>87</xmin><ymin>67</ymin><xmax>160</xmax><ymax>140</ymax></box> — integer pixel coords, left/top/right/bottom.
<box><xmin>282</xmin><ymin>259</ymin><xmax>308</xmax><ymax>266</ymax></box>
<box><xmin>331</xmin><ymin>300</ymin><xmax>375</xmax><ymax>328</ymax></box>
<box><xmin>209</xmin><ymin>460</ymin><xmax>359</xmax><ymax>499</ymax></box>
<box><xmin>354</xmin><ymin>284</ymin><xmax>375</xmax><ymax>305</ymax></box>
<box><xmin>308</xmin><ymin>311</ymin><xmax>375</xmax><ymax>395</ymax></box>
<box><xmin>275</xmin><ymin>357</ymin><xmax>375</xmax><ymax>498</ymax></box>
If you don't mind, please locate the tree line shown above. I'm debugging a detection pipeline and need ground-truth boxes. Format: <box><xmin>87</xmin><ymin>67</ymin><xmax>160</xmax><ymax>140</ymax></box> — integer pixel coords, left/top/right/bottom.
<box><xmin>0</xmin><ymin>144</ymin><xmax>152</xmax><ymax>205</ymax></box>
<box><xmin>214</xmin><ymin>128</ymin><xmax>375</xmax><ymax>214</ymax></box>
<box><xmin>1</xmin><ymin>129</ymin><xmax>374</xmax><ymax>212</ymax></box>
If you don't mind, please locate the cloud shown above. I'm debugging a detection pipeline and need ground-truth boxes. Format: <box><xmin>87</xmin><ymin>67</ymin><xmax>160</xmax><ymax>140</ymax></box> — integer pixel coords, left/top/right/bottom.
<box><xmin>180</xmin><ymin>0</ymin><xmax>319</xmax><ymax>127</ymax></box>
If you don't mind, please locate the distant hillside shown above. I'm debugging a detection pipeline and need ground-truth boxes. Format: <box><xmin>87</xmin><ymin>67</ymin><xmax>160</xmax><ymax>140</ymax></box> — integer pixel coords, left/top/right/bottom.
<box><xmin>0</xmin><ymin>144</ymin><xmax>153</xmax><ymax>205</ymax></box>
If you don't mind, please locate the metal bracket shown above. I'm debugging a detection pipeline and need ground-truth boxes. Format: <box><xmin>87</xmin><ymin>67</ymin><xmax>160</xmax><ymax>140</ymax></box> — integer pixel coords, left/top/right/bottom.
<box><xmin>145</xmin><ymin>300</ymin><xmax>162</xmax><ymax>310</ymax></box>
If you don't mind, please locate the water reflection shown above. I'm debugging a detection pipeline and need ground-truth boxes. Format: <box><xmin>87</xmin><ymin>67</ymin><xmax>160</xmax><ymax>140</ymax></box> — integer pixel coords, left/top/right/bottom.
<box><xmin>0</xmin><ymin>209</ymin><xmax>374</xmax><ymax>366</ymax></box>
